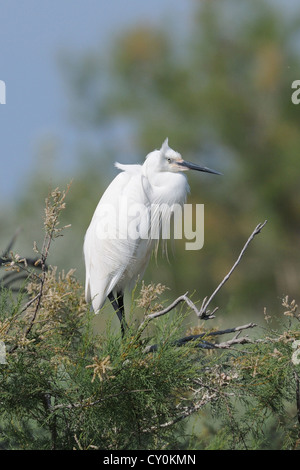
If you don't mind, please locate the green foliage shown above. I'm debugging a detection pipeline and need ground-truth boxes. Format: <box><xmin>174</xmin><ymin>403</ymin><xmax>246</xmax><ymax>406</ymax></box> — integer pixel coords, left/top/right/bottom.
<box><xmin>0</xmin><ymin>275</ymin><xmax>198</xmax><ymax>449</ymax></box>
<box><xmin>1</xmin><ymin>0</ymin><xmax>300</xmax><ymax>451</ymax></box>
<box><xmin>189</xmin><ymin>298</ymin><xmax>300</xmax><ymax>450</ymax></box>
<box><xmin>0</xmin><ymin>186</ymin><xmax>300</xmax><ymax>450</ymax></box>
<box><xmin>0</xmin><ymin>188</ymin><xmax>204</xmax><ymax>450</ymax></box>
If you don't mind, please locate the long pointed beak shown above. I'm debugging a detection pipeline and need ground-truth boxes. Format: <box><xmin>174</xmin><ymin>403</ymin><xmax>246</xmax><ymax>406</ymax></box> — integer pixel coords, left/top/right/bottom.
<box><xmin>178</xmin><ymin>160</ymin><xmax>222</xmax><ymax>175</ymax></box>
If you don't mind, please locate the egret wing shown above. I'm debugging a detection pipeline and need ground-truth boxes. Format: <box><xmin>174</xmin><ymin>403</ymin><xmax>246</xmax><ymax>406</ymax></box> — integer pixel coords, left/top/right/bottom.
<box><xmin>84</xmin><ymin>165</ymin><xmax>154</xmax><ymax>313</ymax></box>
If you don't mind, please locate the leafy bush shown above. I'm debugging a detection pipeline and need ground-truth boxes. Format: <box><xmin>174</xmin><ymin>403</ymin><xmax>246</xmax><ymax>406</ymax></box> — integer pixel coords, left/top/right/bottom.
<box><xmin>0</xmin><ymin>187</ymin><xmax>299</xmax><ymax>450</ymax></box>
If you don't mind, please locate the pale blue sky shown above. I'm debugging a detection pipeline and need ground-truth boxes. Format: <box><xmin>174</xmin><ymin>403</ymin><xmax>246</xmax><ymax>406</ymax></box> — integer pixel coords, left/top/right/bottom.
<box><xmin>0</xmin><ymin>0</ymin><xmax>296</xmax><ymax>205</ymax></box>
<box><xmin>0</xmin><ymin>0</ymin><xmax>192</xmax><ymax>202</ymax></box>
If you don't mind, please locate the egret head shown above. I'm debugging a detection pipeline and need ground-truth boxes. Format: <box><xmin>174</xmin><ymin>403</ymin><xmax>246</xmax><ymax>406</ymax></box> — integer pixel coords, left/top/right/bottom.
<box><xmin>158</xmin><ymin>138</ymin><xmax>222</xmax><ymax>175</ymax></box>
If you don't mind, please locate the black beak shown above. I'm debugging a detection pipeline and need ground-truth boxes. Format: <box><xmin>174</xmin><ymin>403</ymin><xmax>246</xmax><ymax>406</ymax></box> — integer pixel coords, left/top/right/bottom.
<box><xmin>178</xmin><ymin>160</ymin><xmax>222</xmax><ymax>175</ymax></box>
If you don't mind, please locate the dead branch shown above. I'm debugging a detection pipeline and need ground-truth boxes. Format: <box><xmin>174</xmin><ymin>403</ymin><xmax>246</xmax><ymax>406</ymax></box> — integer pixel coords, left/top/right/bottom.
<box><xmin>7</xmin><ymin>185</ymin><xmax>72</xmax><ymax>353</ymax></box>
<box><xmin>0</xmin><ymin>229</ymin><xmax>45</xmax><ymax>290</ymax></box>
<box><xmin>139</xmin><ymin>221</ymin><xmax>267</xmax><ymax>353</ymax></box>
<box><xmin>52</xmin><ymin>388</ymin><xmax>152</xmax><ymax>411</ymax></box>
<box><xmin>138</xmin><ymin>221</ymin><xmax>267</xmax><ymax>333</ymax></box>
<box><xmin>142</xmin><ymin>391</ymin><xmax>218</xmax><ymax>433</ymax></box>
<box><xmin>137</xmin><ymin>292</ymin><xmax>215</xmax><ymax>335</ymax></box>
<box><xmin>199</xmin><ymin>220</ymin><xmax>268</xmax><ymax>317</ymax></box>
<box><xmin>143</xmin><ymin>322</ymin><xmax>257</xmax><ymax>353</ymax></box>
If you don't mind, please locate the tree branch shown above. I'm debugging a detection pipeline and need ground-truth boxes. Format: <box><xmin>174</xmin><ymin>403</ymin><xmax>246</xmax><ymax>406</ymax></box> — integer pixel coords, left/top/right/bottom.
<box><xmin>143</xmin><ymin>322</ymin><xmax>257</xmax><ymax>353</ymax></box>
<box><xmin>199</xmin><ymin>220</ymin><xmax>268</xmax><ymax>317</ymax></box>
<box><xmin>138</xmin><ymin>221</ymin><xmax>267</xmax><ymax>347</ymax></box>
<box><xmin>137</xmin><ymin>292</ymin><xmax>215</xmax><ymax>336</ymax></box>
<box><xmin>142</xmin><ymin>391</ymin><xmax>218</xmax><ymax>433</ymax></box>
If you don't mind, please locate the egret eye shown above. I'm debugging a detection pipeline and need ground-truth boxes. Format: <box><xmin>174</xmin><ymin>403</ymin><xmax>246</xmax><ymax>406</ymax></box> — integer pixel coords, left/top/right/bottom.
<box><xmin>167</xmin><ymin>158</ymin><xmax>172</xmax><ymax>163</ymax></box>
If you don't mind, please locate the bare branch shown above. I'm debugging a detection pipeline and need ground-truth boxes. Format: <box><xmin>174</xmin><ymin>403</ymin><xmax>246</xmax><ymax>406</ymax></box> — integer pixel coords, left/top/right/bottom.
<box><xmin>8</xmin><ymin>185</ymin><xmax>72</xmax><ymax>353</ymax></box>
<box><xmin>137</xmin><ymin>221</ymin><xmax>267</xmax><ymax>336</ymax></box>
<box><xmin>1</xmin><ymin>228</ymin><xmax>21</xmax><ymax>258</ymax></box>
<box><xmin>142</xmin><ymin>391</ymin><xmax>218</xmax><ymax>433</ymax></box>
<box><xmin>0</xmin><ymin>229</ymin><xmax>45</xmax><ymax>290</ymax></box>
<box><xmin>137</xmin><ymin>292</ymin><xmax>215</xmax><ymax>337</ymax></box>
<box><xmin>199</xmin><ymin>220</ymin><xmax>268</xmax><ymax>317</ymax></box>
<box><xmin>142</xmin><ymin>292</ymin><xmax>189</xmax><ymax>322</ymax></box>
<box><xmin>174</xmin><ymin>322</ymin><xmax>257</xmax><ymax>347</ymax></box>
<box><xmin>53</xmin><ymin>389</ymin><xmax>151</xmax><ymax>411</ymax></box>
<box><xmin>19</xmin><ymin>293</ymin><xmax>41</xmax><ymax>315</ymax></box>
<box><xmin>143</xmin><ymin>322</ymin><xmax>257</xmax><ymax>353</ymax></box>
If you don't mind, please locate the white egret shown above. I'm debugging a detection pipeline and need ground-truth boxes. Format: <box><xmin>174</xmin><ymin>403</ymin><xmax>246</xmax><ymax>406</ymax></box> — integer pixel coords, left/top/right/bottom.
<box><xmin>84</xmin><ymin>139</ymin><xmax>221</xmax><ymax>335</ymax></box>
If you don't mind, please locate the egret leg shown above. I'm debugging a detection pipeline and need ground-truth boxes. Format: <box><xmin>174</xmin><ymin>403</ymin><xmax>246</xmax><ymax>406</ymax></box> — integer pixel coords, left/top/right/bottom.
<box><xmin>116</xmin><ymin>292</ymin><xmax>124</xmax><ymax>317</ymax></box>
<box><xmin>108</xmin><ymin>291</ymin><xmax>127</xmax><ymax>337</ymax></box>
<box><xmin>117</xmin><ymin>291</ymin><xmax>128</xmax><ymax>335</ymax></box>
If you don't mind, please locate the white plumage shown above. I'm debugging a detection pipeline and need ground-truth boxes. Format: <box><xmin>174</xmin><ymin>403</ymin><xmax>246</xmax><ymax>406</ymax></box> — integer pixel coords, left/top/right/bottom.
<box><xmin>84</xmin><ymin>138</ymin><xmax>220</xmax><ymax>334</ymax></box>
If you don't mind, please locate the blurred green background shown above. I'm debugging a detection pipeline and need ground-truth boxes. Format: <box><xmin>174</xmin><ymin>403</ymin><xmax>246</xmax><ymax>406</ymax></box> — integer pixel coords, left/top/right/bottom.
<box><xmin>1</xmin><ymin>0</ymin><xmax>300</xmax><ymax>330</ymax></box>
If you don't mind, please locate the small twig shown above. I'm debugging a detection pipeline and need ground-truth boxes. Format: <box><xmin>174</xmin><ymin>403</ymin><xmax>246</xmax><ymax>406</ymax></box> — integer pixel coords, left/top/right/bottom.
<box><xmin>199</xmin><ymin>220</ymin><xmax>268</xmax><ymax>317</ymax></box>
<box><xmin>294</xmin><ymin>371</ymin><xmax>300</xmax><ymax>427</ymax></box>
<box><xmin>0</xmin><ymin>273</ymin><xmax>28</xmax><ymax>287</ymax></box>
<box><xmin>42</xmin><ymin>393</ymin><xmax>57</xmax><ymax>450</ymax></box>
<box><xmin>137</xmin><ymin>292</ymin><xmax>215</xmax><ymax>337</ymax></box>
<box><xmin>53</xmin><ymin>389</ymin><xmax>151</xmax><ymax>411</ymax></box>
<box><xmin>19</xmin><ymin>293</ymin><xmax>41</xmax><ymax>315</ymax></box>
<box><xmin>144</xmin><ymin>293</ymin><xmax>190</xmax><ymax>321</ymax></box>
<box><xmin>137</xmin><ymin>221</ymin><xmax>267</xmax><ymax>334</ymax></box>
<box><xmin>143</xmin><ymin>322</ymin><xmax>257</xmax><ymax>353</ymax></box>
<box><xmin>142</xmin><ymin>391</ymin><xmax>218</xmax><ymax>433</ymax></box>
<box><xmin>173</xmin><ymin>322</ymin><xmax>257</xmax><ymax>347</ymax></box>
<box><xmin>22</xmin><ymin>185</ymin><xmax>72</xmax><ymax>339</ymax></box>
<box><xmin>1</xmin><ymin>228</ymin><xmax>21</xmax><ymax>259</ymax></box>
<box><xmin>8</xmin><ymin>185</ymin><xmax>72</xmax><ymax>352</ymax></box>
<box><xmin>0</xmin><ymin>229</ymin><xmax>45</xmax><ymax>291</ymax></box>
